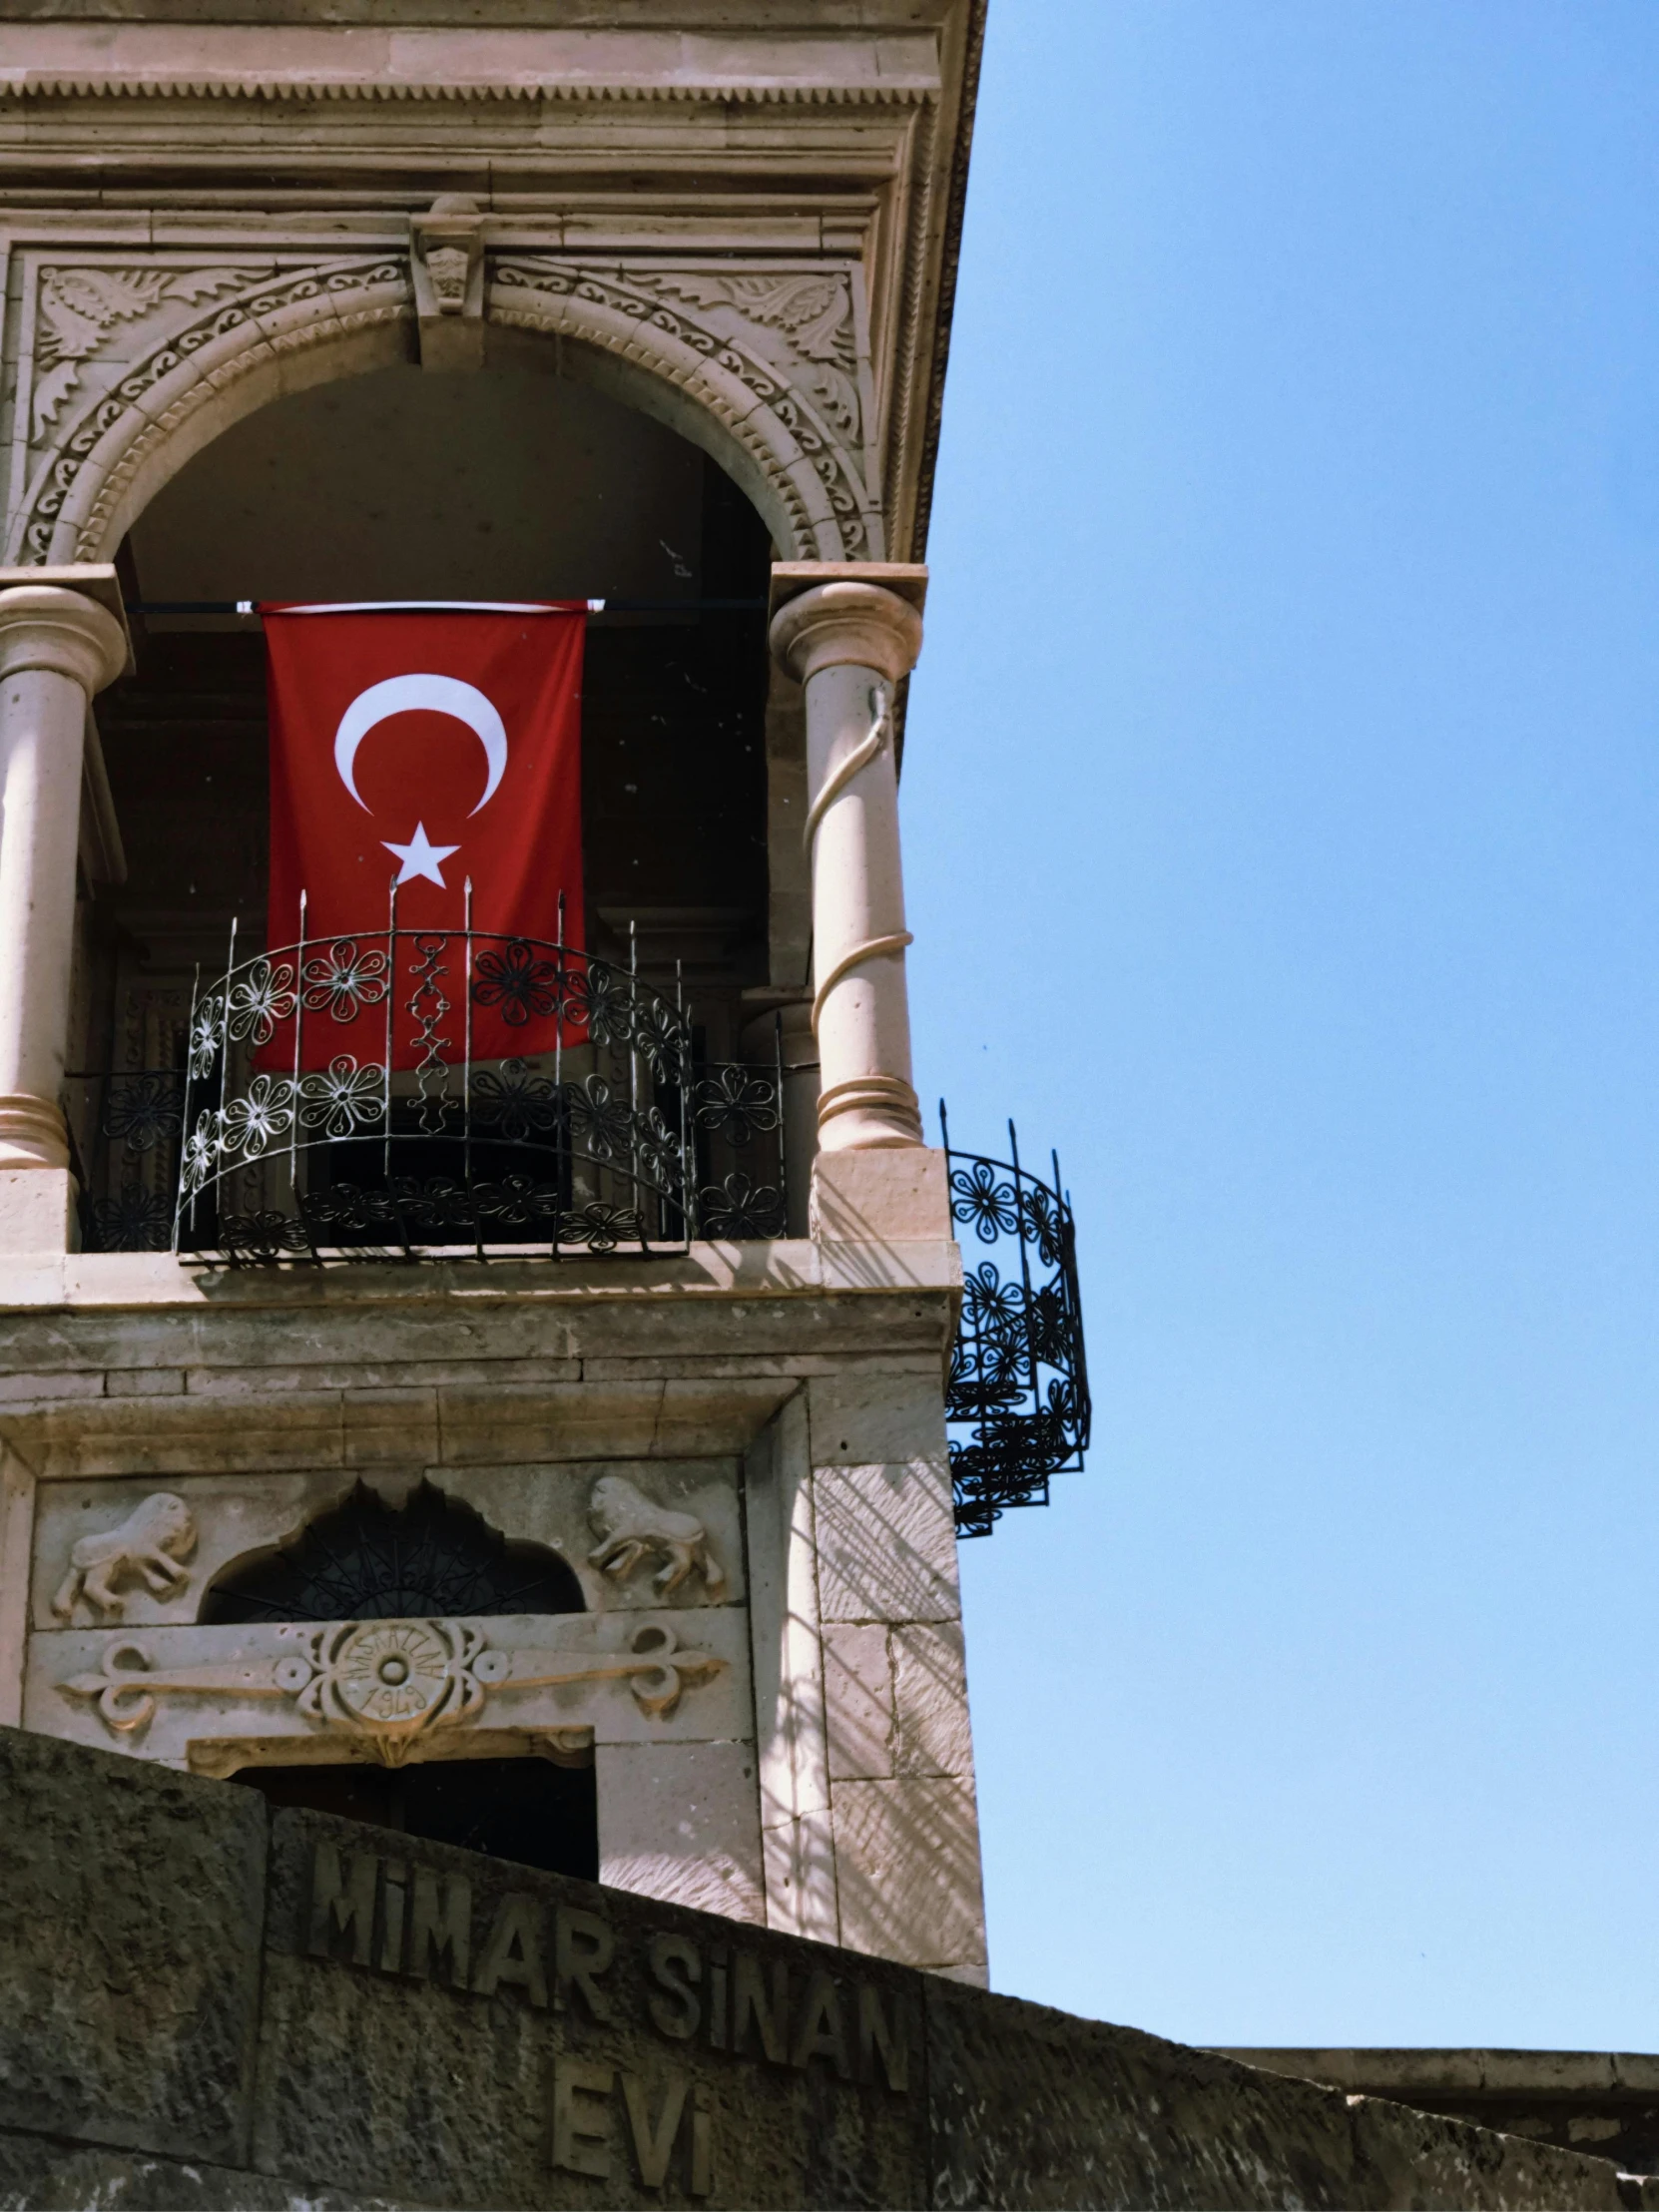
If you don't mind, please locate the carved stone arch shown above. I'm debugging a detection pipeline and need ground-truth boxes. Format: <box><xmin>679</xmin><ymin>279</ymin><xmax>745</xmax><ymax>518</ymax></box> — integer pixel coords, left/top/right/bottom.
<box><xmin>485</xmin><ymin>258</ymin><xmax>884</xmax><ymax>561</ymax></box>
<box><xmin>9</xmin><ymin>248</ymin><xmax>881</xmax><ymax>567</ymax></box>
<box><xmin>9</xmin><ymin>255</ymin><xmax>416</xmax><ymax>566</ymax></box>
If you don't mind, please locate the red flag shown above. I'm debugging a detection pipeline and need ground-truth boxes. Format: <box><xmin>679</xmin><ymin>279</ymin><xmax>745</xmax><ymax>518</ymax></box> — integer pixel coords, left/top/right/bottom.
<box><xmin>263</xmin><ymin>602</ymin><xmax>585</xmax><ymax>1069</ymax></box>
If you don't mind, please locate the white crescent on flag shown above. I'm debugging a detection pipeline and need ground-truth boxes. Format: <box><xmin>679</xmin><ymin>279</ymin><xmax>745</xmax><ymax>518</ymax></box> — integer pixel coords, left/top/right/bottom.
<box><xmin>332</xmin><ymin>673</ymin><xmax>508</xmax><ymax>817</ymax></box>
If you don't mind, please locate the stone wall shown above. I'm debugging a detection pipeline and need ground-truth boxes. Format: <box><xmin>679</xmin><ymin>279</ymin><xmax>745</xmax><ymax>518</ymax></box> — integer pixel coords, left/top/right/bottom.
<box><xmin>1224</xmin><ymin>2050</ymin><xmax>1659</xmax><ymax>2180</ymax></box>
<box><xmin>0</xmin><ymin>1724</ymin><xmax>1649</xmax><ymax>2211</ymax></box>
<box><xmin>0</xmin><ymin>1245</ymin><xmax>987</xmax><ymax>1979</ymax></box>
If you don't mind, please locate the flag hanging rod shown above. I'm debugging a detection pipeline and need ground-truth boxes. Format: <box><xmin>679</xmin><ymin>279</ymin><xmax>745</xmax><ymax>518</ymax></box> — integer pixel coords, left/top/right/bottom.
<box><xmin>123</xmin><ymin>597</ymin><xmax>767</xmax><ymax>616</ymax></box>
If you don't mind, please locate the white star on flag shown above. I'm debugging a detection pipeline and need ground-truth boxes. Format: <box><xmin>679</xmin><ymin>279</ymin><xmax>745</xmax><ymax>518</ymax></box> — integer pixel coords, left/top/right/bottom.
<box><xmin>382</xmin><ymin>822</ymin><xmax>461</xmax><ymax>888</ymax></box>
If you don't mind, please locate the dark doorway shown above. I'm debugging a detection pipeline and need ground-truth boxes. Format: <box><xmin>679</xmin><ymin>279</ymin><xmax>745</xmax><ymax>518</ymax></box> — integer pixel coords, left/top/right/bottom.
<box><xmin>233</xmin><ymin>1754</ymin><xmax>598</xmax><ymax>1880</ymax></box>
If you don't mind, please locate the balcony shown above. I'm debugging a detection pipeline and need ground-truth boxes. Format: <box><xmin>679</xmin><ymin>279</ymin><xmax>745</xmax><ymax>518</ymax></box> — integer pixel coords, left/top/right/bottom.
<box><xmin>941</xmin><ymin>1112</ymin><xmax>1092</xmax><ymax>1537</ymax></box>
<box><xmin>68</xmin><ymin>922</ymin><xmax>787</xmax><ymax>1264</ymax></box>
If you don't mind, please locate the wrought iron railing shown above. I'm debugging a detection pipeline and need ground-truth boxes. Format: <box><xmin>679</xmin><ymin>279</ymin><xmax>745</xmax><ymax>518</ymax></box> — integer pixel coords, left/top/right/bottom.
<box><xmin>71</xmin><ymin>919</ymin><xmax>787</xmax><ymax>1263</ymax></box>
<box><xmin>941</xmin><ymin>1106</ymin><xmax>1091</xmax><ymax>1537</ymax></box>
<box><xmin>65</xmin><ymin>1067</ymin><xmax>188</xmax><ymax>1254</ymax></box>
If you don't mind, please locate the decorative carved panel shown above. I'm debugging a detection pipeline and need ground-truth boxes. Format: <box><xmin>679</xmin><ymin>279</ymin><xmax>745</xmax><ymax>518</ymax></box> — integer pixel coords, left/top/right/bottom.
<box><xmin>2</xmin><ymin>241</ymin><xmax>884</xmax><ymax>568</ymax></box>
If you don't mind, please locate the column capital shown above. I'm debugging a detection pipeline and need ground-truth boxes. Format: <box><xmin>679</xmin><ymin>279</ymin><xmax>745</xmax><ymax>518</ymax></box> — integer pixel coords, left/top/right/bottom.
<box><xmin>0</xmin><ymin>572</ymin><xmax>132</xmax><ymax>694</ymax></box>
<box><xmin>769</xmin><ymin>565</ymin><xmax>926</xmax><ymax>688</ymax></box>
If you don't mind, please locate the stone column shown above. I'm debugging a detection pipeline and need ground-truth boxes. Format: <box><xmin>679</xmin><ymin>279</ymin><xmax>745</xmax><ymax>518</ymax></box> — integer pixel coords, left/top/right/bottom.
<box><xmin>769</xmin><ymin>566</ymin><xmax>926</xmax><ymax>1153</ymax></box>
<box><xmin>0</xmin><ymin>578</ymin><xmax>129</xmax><ymax>1250</ymax></box>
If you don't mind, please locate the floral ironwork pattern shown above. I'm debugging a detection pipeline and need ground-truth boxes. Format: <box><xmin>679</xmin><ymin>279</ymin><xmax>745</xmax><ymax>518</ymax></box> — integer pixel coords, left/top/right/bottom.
<box><xmin>100</xmin><ymin>1071</ymin><xmax>185</xmax><ymax>1153</ymax></box>
<box><xmin>84</xmin><ymin>1184</ymin><xmax>173</xmax><ymax>1253</ymax></box>
<box><xmin>301</xmin><ymin>941</ymin><xmax>389</xmax><ymax>1024</ymax></box>
<box><xmin>940</xmin><ymin>1108</ymin><xmax>1090</xmax><ymax>1539</ymax></box>
<box><xmin>472</xmin><ymin>940</ymin><xmax>560</xmax><ymax>1027</ymax></box>
<box><xmin>220</xmin><ymin>1074</ymin><xmax>295</xmax><ymax>1158</ymax></box>
<box><xmin>297</xmin><ymin>1056</ymin><xmax>383</xmax><ymax>1140</ymax></box>
<box><xmin>169</xmin><ymin>922</ymin><xmax>788</xmax><ymax>1265</ymax></box>
<box><xmin>471</xmin><ymin>1058</ymin><xmax>559</xmax><ymax>1143</ymax></box>
<box><xmin>699</xmin><ymin>1171</ymin><xmax>786</xmax><ymax>1240</ymax></box>
<box><xmin>189</xmin><ymin>997</ymin><xmax>224</xmax><ymax>1078</ymax></box>
<box><xmin>226</xmin><ymin>959</ymin><xmax>297</xmax><ymax>1048</ymax></box>
<box><xmin>694</xmin><ymin>1065</ymin><xmax>780</xmax><ymax>1147</ymax></box>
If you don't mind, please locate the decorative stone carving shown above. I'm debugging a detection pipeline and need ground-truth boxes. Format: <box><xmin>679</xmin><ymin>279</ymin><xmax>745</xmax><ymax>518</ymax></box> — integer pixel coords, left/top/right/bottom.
<box><xmin>9</xmin><ymin>255</ymin><xmax>414</xmax><ymax>566</ymax></box>
<box><xmin>50</xmin><ymin>1492</ymin><xmax>197</xmax><ymax>1623</ymax></box>
<box><xmin>641</xmin><ymin>271</ymin><xmax>862</xmax><ymax>441</ymax></box>
<box><xmin>411</xmin><ymin>196</ymin><xmax>487</xmax><ymax>371</ymax></box>
<box><xmin>588</xmin><ymin>1475</ymin><xmax>728</xmax><ymax>1601</ymax></box>
<box><xmin>489</xmin><ymin>257</ymin><xmax>881</xmax><ymax>560</ymax></box>
<box><xmin>59</xmin><ymin>1613</ymin><xmax>725</xmax><ymax>1763</ymax></box>
<box><xmin>33</xmin><ymin>266</ymin><xmax>259</xmax><ymax>437</ymax></box>
<box><xmin>7</xmin><ymin>242</ymin><xmax>883</xmax><ymax>566</ymax></box>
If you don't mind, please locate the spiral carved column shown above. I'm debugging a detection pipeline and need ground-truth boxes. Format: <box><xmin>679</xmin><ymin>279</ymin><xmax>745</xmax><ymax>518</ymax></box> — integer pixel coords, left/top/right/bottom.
<box><xmin>769</xmin><ymin>573</ymin><xmax>926</xmax><ymax>1152</ymax></box>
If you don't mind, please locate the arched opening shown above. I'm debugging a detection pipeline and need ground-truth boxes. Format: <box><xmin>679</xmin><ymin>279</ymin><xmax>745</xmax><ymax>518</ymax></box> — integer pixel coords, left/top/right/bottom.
<box><xmin>66</xmin><ymin>358</ymin><xmax>795</xmax><ymax>1252</ymax></box>
<box><xmin>212</xmin><ymin>1479</ymin><xmax>596</xmax><ymax>1880</ymax></box>
<box><xmin>201</xmin><ymin>1477</ymin><xmax>585</xmax><ymax>1623</ymax></box>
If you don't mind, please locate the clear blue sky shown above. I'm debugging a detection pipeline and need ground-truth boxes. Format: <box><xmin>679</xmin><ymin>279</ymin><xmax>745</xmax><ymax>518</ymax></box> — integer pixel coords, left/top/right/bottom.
<box><xmin>905</xmin><ymin>0</ymin><xmax>1659</xmax><ymax>2050</ymax></box>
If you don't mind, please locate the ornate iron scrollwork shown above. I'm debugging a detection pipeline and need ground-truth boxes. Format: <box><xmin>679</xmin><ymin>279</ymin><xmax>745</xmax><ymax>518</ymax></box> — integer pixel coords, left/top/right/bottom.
<box><xmin>163</xmin><ymin>918</ymin><xmax>787</xmax><ymax>1264</ymax></box>
<box><xmin>940</xmin><ymin>1107</ymin><xmax>1091</xmax><ymax>1537</ymax></box>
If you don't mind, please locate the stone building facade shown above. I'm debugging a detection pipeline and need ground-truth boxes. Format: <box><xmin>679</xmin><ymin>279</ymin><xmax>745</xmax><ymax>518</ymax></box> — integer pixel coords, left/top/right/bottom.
<box><xmin>0</xmin><ymin>1</ymin><xmax>1005</xmax><ymax>1986</ymax></box>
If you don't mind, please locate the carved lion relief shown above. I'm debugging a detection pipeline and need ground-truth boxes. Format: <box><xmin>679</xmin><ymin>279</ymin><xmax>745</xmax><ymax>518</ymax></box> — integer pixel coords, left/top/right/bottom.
<box><xmin>588</xmin><ymin>1475</ymin><xmax>728</xmax><ymax>1602</ymax></box>
<box><xmin>50</xmin><ymin>1491</ymin><xmax>198</xmax><ymax>1623</ymax></box>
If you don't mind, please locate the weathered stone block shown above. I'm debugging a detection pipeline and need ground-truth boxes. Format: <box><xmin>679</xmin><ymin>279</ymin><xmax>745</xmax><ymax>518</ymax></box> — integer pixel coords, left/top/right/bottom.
<box><xmin>923</xmin><ymin>1979</ymin><xmax>1636</xmax><ymax>2211</ymax></box>
<box><xmin>0</xmin><ymin>1726</ymin><xmax>266</xmax><ymax>2166</ymax></box>
<box><xmin>0</xmin><ymin>2128</ymin><xmax>378</xmax><ymax>2211</ymax></box>
<box><xmin>810</xmin><ymin>1149</ymin><xmax>953</xmax><ymax>1244</ymax></box>
<box><xmin>824</xmin><ymin>1622</ymin><xmax>894</xmax><ymax>1781</ymax></box>
<box><xmin>807</xmin><ymin>1373</ymin><xmax>948</xmax><ymax>1468</ymax></box>
<box><xmin>813</xmin><ymin>1461</ymin><xmax>959</xmax><ymax>1625</ymax></box>
<box><xmin>831</xmin><ymin>1777</ymin><xmax>985</xmax><ymax>1971</ymax></box>
<box><xmin>891</xmin><ymin>1623</ymin><xmax>973</xmax><ymax>1778</ymax></box>
<box><xmin>598</xmin><ymin>1740</ymin><xmax>766</xmax><ymax>1924</ymax></box>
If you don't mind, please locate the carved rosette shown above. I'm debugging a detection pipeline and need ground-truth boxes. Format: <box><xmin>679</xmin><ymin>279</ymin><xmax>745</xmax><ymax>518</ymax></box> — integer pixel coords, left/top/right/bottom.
<box><xmin>60</xmin><ymin>1614</ymin><xmax>726</xmax><ymax>1767</ymax></box>
<box><xmin>279</xmin><ymin>1617</ymin><xmax>492</xmax><ymax>1750</ymax></box>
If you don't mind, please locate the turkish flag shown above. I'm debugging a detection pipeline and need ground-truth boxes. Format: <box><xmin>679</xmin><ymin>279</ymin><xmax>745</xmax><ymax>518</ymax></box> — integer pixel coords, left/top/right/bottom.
<box><xmin>263</xmin><ymin>603</ymin><xmax>585</xmax><ymax>1069</ymax></box>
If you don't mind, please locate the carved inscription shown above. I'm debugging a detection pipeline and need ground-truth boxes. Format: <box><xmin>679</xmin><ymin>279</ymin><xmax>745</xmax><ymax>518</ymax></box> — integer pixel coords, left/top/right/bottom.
<box><xmin>553</xmin><ymin>2059</ymin><xmax>714</xmax><ymax>2192</ymax></box>
<box><xmin>305</xmin><ymin>1840</ymin><xmax>908</xmax><ymax>2195</ymax></box>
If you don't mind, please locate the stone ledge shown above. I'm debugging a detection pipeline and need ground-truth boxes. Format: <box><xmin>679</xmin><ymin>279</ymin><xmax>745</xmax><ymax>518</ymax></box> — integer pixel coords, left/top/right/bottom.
<box><xmin>0</xmin><ymin>1722</ymin><xmax>1648</xmax><ymax>2211</ymax></box>
<box><xmin>0</xmin><ymin>1240</ymin><xmax>961</xmax><ymax>1316</ymax></box>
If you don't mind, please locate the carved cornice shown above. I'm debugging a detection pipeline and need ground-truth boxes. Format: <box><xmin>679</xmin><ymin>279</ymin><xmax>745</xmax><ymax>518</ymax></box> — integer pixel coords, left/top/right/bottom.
<box><xmin>0</xmin><ymin>78</ymin><xmax>936</xmax><ymax>107</ymax></box>
<box><xmin>907</xmin><ymin>0</ymin><xmax>985</xmax><ymax>560</ymax></box>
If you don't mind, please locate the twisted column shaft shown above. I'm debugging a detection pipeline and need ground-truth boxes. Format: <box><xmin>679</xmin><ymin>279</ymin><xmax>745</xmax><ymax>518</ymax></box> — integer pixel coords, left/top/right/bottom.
<box><xmin>770</xmin><ymin>575</ymin><xmax>926</xmax><ymax>1151</ymax></box>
